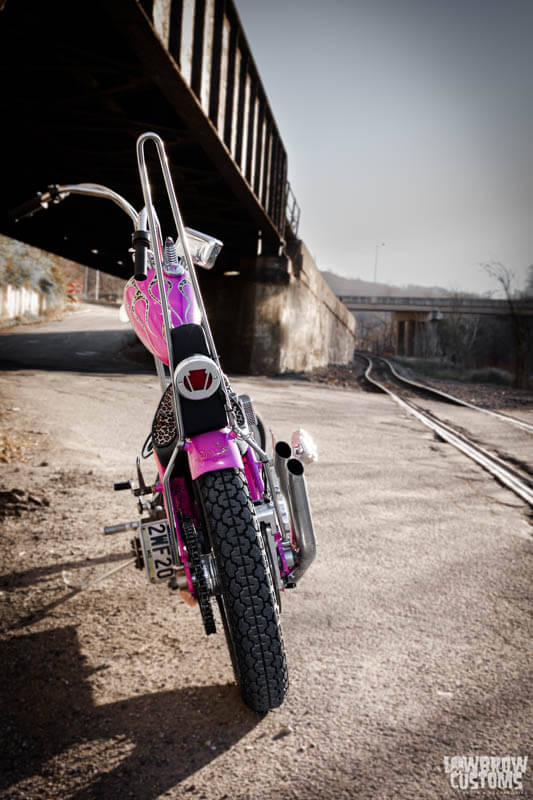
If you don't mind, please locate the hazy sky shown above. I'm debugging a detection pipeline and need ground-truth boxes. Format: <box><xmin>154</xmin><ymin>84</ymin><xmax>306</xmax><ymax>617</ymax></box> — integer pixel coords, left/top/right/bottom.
<box><xmin>234</xmin><ymin>0</ymin><xmax>532</xmax><ymax>295</ymax></box>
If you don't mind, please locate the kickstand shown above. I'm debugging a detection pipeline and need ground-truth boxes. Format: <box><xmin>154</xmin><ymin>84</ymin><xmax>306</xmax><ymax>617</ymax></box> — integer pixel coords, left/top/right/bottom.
<box><xmin>62</xmin><ymin>557</ymin><xmax>136</xmax><ymax>591</ymax></box>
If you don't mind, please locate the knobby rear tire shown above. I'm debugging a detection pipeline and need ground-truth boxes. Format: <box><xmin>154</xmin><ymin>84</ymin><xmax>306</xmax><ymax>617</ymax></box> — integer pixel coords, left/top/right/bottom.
<box><xmin>197</xmin><ymin>468</ymin><xmax>288</xmax><ymax>713</ymax></box>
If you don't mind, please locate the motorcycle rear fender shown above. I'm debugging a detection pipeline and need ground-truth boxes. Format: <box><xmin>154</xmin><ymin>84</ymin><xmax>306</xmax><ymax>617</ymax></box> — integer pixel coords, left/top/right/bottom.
<box><xmin>186</xmin><ymin>428</ymin><xmax>243</xmax><ymax>480</ymax></box>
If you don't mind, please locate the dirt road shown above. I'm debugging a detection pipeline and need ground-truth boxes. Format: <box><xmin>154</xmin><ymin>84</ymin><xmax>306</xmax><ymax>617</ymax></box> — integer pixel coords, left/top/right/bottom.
<box><xmin>1</xmin><ymin>307</ymin><xmax>532</xmax><ymax>799</ymax></box>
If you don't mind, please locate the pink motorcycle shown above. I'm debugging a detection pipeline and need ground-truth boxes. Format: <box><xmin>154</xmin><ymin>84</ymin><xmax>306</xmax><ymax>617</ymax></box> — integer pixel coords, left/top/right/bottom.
<box><xmin>12</xmin><ymin>132</ymin><xmax>316</xmax><ymax>713</ymax></box>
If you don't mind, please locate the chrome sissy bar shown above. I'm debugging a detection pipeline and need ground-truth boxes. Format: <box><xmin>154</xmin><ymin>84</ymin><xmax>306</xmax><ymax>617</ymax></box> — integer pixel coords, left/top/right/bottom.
<box><xmin>136</xmin><ymin>132</ymin><xmax>232</xmax><ymax>423</ymax></box>
<box><xmin>135</xmin><ymin>132</ymin><xmax>233</xmax><ymax>576</ymax></box>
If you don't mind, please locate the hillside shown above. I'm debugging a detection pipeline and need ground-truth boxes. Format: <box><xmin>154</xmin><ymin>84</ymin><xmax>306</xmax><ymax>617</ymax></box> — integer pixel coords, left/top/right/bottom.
<box><xmin>320</xmin><ymin>270</ymin><xmax>467</xmax><ymax>299</ymax></box>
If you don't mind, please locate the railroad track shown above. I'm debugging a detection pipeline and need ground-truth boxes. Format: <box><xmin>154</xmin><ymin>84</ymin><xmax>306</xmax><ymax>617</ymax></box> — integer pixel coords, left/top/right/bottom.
<box><xmin>356</xmin><ymin>354</ymin><xmax>533</xmax><ymax>507</ymax></box>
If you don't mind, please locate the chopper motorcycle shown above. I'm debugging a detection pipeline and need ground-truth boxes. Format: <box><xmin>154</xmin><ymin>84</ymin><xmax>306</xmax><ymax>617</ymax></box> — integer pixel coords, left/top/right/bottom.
<box><xmin>11</xmin><ymin>132</ymin><xmax>317</xmax><ymax>713</ymax></box>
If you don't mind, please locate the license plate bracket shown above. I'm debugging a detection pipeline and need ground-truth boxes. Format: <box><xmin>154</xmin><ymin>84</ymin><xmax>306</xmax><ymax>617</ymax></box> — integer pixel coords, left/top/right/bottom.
<box><xmin>139</xmin><ymin>519</ymin><xmax>175</xmax><ymax>583</ymax></box>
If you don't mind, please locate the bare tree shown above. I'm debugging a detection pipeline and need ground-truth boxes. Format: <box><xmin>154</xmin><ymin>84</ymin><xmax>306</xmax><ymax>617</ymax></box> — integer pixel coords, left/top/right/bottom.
<box><xmin>437</xmin><ymin>292</ymin><xmax>480</xmax><ymax>366</ymax></box>
<box><xmin>355</xmin><ymin>312</ymin><xmax>395</xmax><ymax>354</ymax></box>
<box><xmin>523</xmin><ymin>264</ymin><xmax>533</xmax><ymax>298</ymax></box>
<box><xmin>482</xmin><ymin>262</ymin><xmax>529</xmax><ymax>389</ymax></box>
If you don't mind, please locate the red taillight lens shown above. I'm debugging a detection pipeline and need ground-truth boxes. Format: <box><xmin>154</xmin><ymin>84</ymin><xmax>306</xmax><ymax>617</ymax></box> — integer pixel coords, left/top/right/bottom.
<box><xmin>184</xmin><ymin>369</ymin><xmax>212</xmax><ymax>392</ymax></box>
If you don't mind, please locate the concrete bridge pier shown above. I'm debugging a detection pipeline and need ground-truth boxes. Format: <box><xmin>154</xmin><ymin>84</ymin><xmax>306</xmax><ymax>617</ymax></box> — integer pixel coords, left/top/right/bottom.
<box><xmin>394</xmin><ymin>311</ymin><xmax>439</xmax><ymax>357</ymax></box>
<box><xmin>201</xmin><ymin>241</ymin><xmax>356</xmax><ymax>374</ymax></box>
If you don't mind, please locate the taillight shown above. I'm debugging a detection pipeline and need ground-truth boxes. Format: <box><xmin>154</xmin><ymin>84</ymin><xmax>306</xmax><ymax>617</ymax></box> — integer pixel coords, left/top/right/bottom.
<box><xmin>174</xmin><ymin>355</ymin><xmax>221</xmax><ymax>400</ymax></box>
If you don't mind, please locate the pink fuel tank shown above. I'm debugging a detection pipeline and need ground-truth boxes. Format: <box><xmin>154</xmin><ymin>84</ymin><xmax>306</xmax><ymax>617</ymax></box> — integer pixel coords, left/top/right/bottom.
<box><xmin>124</xmin><ymin>268</ymin><xmax>201</xmax><ymax>365</ymax></box>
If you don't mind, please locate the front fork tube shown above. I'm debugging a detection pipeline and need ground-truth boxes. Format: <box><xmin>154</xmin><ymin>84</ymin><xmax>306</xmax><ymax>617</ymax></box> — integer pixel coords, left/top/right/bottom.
<box><xmin>155</xmin><ymin>450</ymin><xmax>194</xmax><ymax>594</ymax></box>
<box><xmin>170</xmin><ymin>477</ymin><xmax>197</xmax><ymax>594</ymax></box>
<box><xmin>242</xmin><ymin>448</ymin><xmax>264</xmax><ymax>502</ymax></box>
<box><xmin>234</xmin><ymin>429</ymin><xmax>291</xmax><ymax>545</ymax></box>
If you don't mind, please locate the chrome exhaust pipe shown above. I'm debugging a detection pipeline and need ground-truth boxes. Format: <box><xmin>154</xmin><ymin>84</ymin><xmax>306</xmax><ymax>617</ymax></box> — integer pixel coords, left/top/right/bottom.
<box><xmin>286</xmin><ymin>458</ymin><xmax>316</xmax><ymax>583</ymax></box>
<box><xmin>272</xmin><ymin>440</ymin><xmax>292</xmax><ymax>539</ymax></box>
<box><xmin>274</xmin><ymin>441</ymin><xmax>316</xmax><ymax>582</ymax></box>
<box><xmin>274</xmin><ymin>441</ymin><xmax>292</xmax><ymax>510</ymax></box>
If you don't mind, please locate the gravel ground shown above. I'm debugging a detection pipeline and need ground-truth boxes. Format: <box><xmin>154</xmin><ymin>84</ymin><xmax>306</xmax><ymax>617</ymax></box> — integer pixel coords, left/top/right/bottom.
<box><xmin>388</xmin><ymin>369</ymin><xmax>533</xmax><ymax>411</ymax></box>
<box><xmin>286</xmin><ymin>359</ymin><xmax>533</xmax><ymax>412</ymax></box>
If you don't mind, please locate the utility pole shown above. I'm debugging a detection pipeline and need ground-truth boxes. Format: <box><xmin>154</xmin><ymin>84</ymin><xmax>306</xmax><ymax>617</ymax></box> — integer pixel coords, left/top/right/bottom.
<box><xmin>374</xmin><ymin>242</ymin><xmax>385</xmax><ymax>284</ymax></box>
<box><xmin>83</xmin><ymin>266</ymin><xmax>89</xmax><ymax>299</ymax></box>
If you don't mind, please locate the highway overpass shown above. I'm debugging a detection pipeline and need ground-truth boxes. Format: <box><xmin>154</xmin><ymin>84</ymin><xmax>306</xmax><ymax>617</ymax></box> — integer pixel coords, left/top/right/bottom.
<box><xmin>340</xmin><ymin>295</ymin><xmax>533</xmax><ymax>356</ymax></box>
<box><xmin>340</xmin><ymin>296</ymin><xmax>533</xmax><ymax>315</ymax></box>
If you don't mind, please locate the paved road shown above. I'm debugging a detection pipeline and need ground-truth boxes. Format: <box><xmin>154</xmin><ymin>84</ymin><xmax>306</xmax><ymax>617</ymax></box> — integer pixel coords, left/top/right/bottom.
<box><xmin>0</xmin><ymin>304</ymin><xmax>150</xmax><ymax>373</ymax></box>
<box><xmin>1</xmin><ymin>307</ymin><xmax>532</xmax><ymax>799</ymax></box>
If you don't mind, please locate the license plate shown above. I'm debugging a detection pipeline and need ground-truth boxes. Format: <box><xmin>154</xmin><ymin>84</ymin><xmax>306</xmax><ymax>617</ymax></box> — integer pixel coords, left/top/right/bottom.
<box><xmin>140</xmin><ymin>519</ymin><xmax>175</xmax><ymax>583</ymax></box>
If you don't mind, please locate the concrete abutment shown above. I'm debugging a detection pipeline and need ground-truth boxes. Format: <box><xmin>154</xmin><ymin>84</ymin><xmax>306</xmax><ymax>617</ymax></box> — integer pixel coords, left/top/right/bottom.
<box><xmin>203</xmin><ymin>240</ymin><xmax>356</xmax><ymax>374</ymax></box>
<box><xmin>393</xmin><ymin>310</ymin><xmax>439</xmax><ymax>357</ymax></box>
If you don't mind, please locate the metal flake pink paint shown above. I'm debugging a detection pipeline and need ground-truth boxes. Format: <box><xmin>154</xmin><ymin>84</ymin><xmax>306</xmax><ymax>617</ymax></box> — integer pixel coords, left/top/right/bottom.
<box><xmin>124</xmin><ymin>267</ymin><xmax>200</xmax><ymax>364</ymax></box>
<box><xmin>187</xmin><ymin>429</ymin><xmax>243</xmax><ymax>480</ymax></box>
<box><xmin>153</xmin><ymin>450</ymin><xmax>194</xmax><ymax>593</ymax></box>
<box><xmin>243</xmin><ymin>449</ymin><xmax>264</xmax><ymax>502</ymax></box>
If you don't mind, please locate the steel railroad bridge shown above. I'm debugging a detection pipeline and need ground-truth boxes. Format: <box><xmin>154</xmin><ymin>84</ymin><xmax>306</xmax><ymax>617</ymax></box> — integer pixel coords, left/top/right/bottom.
<box><xmin>0</xmin><ymin>0</ymin><xmax>354</xmax><ymax>372</ymax></box>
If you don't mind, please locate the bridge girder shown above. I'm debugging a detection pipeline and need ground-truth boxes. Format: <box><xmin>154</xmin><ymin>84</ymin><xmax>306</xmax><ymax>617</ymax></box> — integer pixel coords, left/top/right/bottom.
<box><xmin>0</xmin><ymin>0</ymin><xmax>289</xmax><ymax>280</ymax></box>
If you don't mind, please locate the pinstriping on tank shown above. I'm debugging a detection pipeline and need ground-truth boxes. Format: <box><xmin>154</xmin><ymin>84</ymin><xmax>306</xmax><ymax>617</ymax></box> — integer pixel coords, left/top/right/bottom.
<box><xmin>178</xmin><ymin>276</ymin><xmax>192</xmax><ymax>322</ymax></box>
<box><xmin>130</xmin><ymin>287</ymin><xmax>154</xmax><ymax>340</ymax></box>
<box><xmin>147</xmin><ymin>275</ymin><xmax>161</xmax><ymax>304</ymax></box>
<box><xmin>149</xmin><ymin>274</ymin><xmax>185</xmax><ymax>327</ymax></box>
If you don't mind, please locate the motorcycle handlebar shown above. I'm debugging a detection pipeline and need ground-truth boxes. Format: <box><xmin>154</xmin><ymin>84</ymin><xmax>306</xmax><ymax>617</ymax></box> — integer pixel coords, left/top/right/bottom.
<box><xmin>8</xmin><ymin>178</ymin><xmax>220</xmax><ymax>282</ymax></box>
<box><xmin>9</xmin><ymin>184</ymin><xmax>65</xmax><ymax>222</ymax></box>
<box><xmin>10</xmin><ymin>183</ymin><xmax>139</xmax><ymax>226</ymax></box>
<box><xmin>9</xmin><ymin>182</ymin><xmax>143</xmax><ymax>279</ymax></box>
<box><xmin>9</xmin><ymin>192</ymin><xmax>47</xmax><ymax>222</ymax></box>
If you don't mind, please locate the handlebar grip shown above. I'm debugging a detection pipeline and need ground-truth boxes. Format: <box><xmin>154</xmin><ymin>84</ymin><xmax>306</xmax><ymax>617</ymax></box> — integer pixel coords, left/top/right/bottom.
<box><xmin>132</xmin><ymin>229</ymin><xmax>150</xmax><ymax>281</ymax></box>
<box><xmin>9</xmin><ymin>194</ymin><xmax>44</xmax><ymax>222</ymax></box>
<box><xmin>113</xmin><ymin>481</ymin><xmax>132</xmax><ymax>491</ymax></box>
<box><xmin>9</xmin><ymin>185</ymin><xmax>63</xmax><ymax>223</ymax></box>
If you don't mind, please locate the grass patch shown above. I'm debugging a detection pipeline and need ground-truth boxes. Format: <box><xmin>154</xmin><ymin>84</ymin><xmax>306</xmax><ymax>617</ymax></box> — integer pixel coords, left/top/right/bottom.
<box><xmin>392</xmin><ymin>357</ymin><xmax>513</xmax><ymax>386</ymax></box>
<box><xmin>467</xmin><ymin>368</ymin><xmax>513</xmax><ymax>386</ymax></box>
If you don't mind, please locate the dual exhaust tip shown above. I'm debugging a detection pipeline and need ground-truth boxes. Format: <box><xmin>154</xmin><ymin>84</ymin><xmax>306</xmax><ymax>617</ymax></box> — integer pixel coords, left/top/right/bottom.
<box><xmin>274</xmin><ymin>440</ymin><xmax>316</xmax><ymax>583</ymax></box>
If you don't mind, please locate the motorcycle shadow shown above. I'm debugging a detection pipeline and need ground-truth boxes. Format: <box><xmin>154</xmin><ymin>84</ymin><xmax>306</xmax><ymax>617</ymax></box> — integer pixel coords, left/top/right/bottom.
<box><xmin>3</xmin><ymin>552</ymin><xmax>135</xmax><ymax>631</ymax></box>
<box><xmin>1</xmin><ymin>626</ymin><xmax>259</xmax><ymax>799</ymax></box>
<box><xmin>1</xmin><ymin>551</ymin><xmax>133</xmax><ymax>591</ymax></box>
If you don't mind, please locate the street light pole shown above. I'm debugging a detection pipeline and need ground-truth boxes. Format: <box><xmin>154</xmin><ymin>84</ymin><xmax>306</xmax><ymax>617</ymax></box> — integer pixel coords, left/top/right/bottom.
<box><xmin>374</xmin><ymin>242</ymin><xmax>385</xmax><ymax>284</ymax></box>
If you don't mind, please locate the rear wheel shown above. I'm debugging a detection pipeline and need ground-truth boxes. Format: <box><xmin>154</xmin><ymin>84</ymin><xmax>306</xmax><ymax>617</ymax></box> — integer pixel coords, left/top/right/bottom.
<box><xmin>197</xmin><ymin>468</ymin><xmax>288</xmax><ymax>712</ymax></box>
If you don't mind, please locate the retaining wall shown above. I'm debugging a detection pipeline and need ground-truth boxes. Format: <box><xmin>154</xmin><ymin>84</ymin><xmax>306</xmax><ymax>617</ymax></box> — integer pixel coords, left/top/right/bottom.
<box><xmin>0</xmin><ymin>234</ymin><xmax>68</xmax><ymax>322</ymax></box>
<box><xmin>0</xmin><ymin>284</ymin><xmax>49</xmax><ymax>320</ymax></box>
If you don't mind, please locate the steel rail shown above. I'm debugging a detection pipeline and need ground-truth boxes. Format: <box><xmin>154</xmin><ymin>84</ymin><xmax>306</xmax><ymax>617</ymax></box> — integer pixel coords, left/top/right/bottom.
<box><xmin>356</xmin><ymin>353</ymin><xmax>533</xmax><ymax>434</ymax></box>
<box><xmin>361</xmin><ymin>355</ymin><xmax>533</xmax><ymax>507</ymax></box>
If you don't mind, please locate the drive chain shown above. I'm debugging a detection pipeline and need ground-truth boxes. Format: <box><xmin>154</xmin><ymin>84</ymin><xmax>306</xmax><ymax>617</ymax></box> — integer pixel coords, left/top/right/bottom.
<box><xmin>181</xmin><ymin>517</ymin><xmax>216</xmax><ymax>635</ymax></box>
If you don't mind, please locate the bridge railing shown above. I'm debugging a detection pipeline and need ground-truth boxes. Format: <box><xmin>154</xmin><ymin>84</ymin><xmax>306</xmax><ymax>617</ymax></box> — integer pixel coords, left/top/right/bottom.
<box><xmin>339</xmin><ymin>295</ymin><xmax>533</xmax><ymax>315</ymax></box>
<box><xmin>286</xmin><ymin>181</ymin><xmax>301</xmax><ymax>237</ymax></box>
<box><xmin>139</xmin><ymin>0</ymin><xmax>288</xmax><ymax>239</ymax></box>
